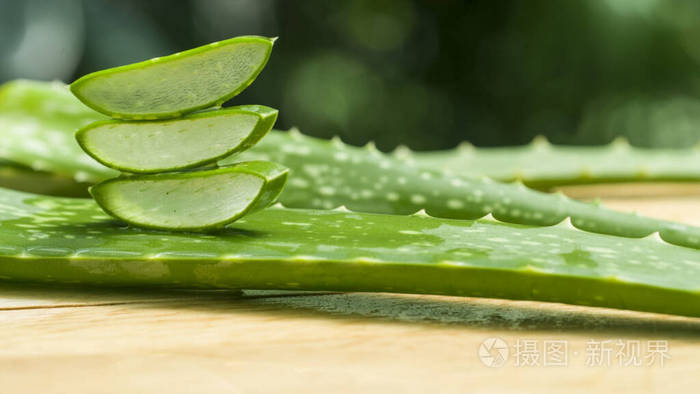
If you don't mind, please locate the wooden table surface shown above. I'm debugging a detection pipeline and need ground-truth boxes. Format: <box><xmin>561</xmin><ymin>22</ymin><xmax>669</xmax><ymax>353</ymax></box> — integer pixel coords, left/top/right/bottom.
<box><xmin>1</xmin><ymin>184</ymin><xmax>699</xmax><ymax>393</ymax></box>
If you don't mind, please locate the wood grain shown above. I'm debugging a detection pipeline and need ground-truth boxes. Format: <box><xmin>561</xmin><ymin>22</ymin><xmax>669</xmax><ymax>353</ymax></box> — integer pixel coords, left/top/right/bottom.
<box><xmin>1</xmin><ymin>185</ymin><xmax>699</xmax><ymax>393</ymax></box>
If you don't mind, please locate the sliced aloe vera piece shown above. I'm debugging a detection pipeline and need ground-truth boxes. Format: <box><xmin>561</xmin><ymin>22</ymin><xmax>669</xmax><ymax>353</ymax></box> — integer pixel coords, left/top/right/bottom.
<box><xmin>90</xmin><ymin>161</ymin><xmax>288</xmax><ymax>231</ymax></box>
<box><xmin>70</xmin><ymin>36</ymin><xmax>275</xmax><ymax>119</ymax></box>
<box><xmin>0</xmin><ymin>187</ymin><xmax>698</xmax><ymax>317</ymax></box>
<box><xmin>76</xmin><ymin>105</ymin><xmax>278</xmax><ymax>173</ymax></box>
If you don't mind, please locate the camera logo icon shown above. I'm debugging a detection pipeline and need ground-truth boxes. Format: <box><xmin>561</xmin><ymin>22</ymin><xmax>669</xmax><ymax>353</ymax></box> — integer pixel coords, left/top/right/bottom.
<box><xmin>478</xmin><ymin>337</ymin><xmax>509</xmax><ymax>367</ymax></box>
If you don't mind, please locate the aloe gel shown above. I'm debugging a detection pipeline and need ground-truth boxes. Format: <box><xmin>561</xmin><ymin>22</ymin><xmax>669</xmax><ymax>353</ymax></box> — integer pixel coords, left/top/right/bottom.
<box><xmin>90</xmin><ymin>161</ymin><xmax>288</xmax><ymax>231</ymax></box>
<box><xmin>77</xmin><ymin>105</ymin><xmax>278</xmax><ymax>173</ymax></box>
<box><xmin>71</xmin><ymin>36</ymin><xmax>275</xmax><ymax>119</ymax></box>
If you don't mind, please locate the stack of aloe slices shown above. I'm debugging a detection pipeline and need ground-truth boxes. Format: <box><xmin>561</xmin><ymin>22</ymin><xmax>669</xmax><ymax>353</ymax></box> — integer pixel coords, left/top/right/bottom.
<box><xmin>70</xmin><ymin>36</ymin><xmax>288</xmax><ymax>231</ymax></box>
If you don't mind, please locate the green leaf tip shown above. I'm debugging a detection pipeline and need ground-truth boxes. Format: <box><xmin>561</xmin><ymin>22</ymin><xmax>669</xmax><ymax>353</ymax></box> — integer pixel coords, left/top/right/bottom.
<box><xmin>76</xmin><ymin>105</ymin><xmax>278</xmax><ymax>173</ymax></box>
<box><xmin>70</xmin><ymin>35</ymin><xmax>275</xmax><ymax>119</ymax></box>
<box><xmin>90</xmin><ymin>161</ymin><xmax>288</xmax><ymax>232</ymax></box>
<box><xmin>0</xmin><ymin>186</ymin><xmax>698</xmax><ymax>318</ymax></box>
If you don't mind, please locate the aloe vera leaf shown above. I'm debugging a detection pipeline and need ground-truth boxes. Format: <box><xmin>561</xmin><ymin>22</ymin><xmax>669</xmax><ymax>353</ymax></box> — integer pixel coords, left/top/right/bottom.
<box><xmin>236</xmin><ymin>130</ymin><xmax>700</xmax><ymax>250</ymax></box>
<box><xmin>90</xmin><ymin>161</ymin><xmax>288</xmax><ymax>231</ymax></box>
<box><xmin>0</xmin><ymin>79</ymin><xmax>115</xmax><ymax>183</ymax></box>
<box><xmin>407</xmin><ymin>136</ymin><xmax>700</xmax><ymax>190</ymax></box>
<box><xmin>70</xmin><ymin>36</ymin><xmax>275</xmax><ymax>119</ymax></box>
<box><xmin>76</xmin><ymin>105</ymin><xmax>278</xmax><ymax>173</ymax></box>
<box><xmin>3</xmin><ymin>81</ymin><xmax>700</xmax><ymax>248</ymax></box>
<box><xmin>0</xmin><ymin>187</ymin><xmax>698</xmax><ymax>317</ymax></box>
<box><xmin>6</xmin><ymin>80</ymin><xmax>700</xmax><ymax>187</ymax></box>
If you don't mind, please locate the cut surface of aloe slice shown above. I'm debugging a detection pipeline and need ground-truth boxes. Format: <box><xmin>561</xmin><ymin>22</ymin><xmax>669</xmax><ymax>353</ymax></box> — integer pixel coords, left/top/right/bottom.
<box><xmin>77</xmin><ymin>105</ymin><xmax>278</xmax><ymax>173</ymax></box>
<box><xmin>70</xmin><ymin>36</ymin><xmax>275</xmax><ymax>119</ymax></box>
<box><xmin>90</xmin><ymin>161</ymin><xmax>288</xmax><ymax>231</ymax></box>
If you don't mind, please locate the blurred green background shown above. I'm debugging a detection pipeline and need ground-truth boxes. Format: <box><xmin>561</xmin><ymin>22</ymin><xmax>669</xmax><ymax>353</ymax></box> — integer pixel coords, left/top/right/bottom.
<box><xmin>1</xmin><ymin>0</ymin><xmax>700</xmax><ymax>150</ymax></box>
